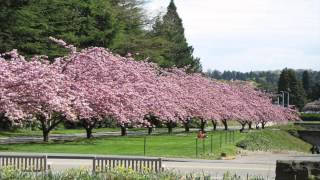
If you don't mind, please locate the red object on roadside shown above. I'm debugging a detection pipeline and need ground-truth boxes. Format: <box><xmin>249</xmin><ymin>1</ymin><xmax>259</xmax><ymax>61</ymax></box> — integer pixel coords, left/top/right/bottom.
<box><xmin>197</xmin><ymin>131</ymin><xmax>206</xmax><ymax>139</ymax></box>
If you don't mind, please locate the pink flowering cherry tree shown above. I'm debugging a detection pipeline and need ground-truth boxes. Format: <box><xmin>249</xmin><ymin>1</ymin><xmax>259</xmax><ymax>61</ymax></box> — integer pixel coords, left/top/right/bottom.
<box><xmin>0</xmin><ymin>37</ymin><xmax>301</xmax><ymax>142</ymax></box>
<box><xmin>51</xmin><ymin>38</ymin><xmax>165</xmax><ymax>137</ymax></box>
<box><xmin>0</xmin><ymin>50</ymin><xmax>82</xmax><ymax>142</ymax></box>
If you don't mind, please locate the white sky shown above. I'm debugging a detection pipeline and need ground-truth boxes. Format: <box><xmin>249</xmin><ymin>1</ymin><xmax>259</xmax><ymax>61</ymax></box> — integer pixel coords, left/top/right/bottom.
<box><xmin>145</xmin><ymin>0</ymin><xmax>320</xmax><ymax>72</ymax></box>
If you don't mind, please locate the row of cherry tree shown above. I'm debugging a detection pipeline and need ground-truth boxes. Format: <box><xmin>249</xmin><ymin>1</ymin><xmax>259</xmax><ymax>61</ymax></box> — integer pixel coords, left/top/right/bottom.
<box><xmin>0</xmin><ymin>38</ymin><xmax>299</xmax><ymax>141</ymax></box>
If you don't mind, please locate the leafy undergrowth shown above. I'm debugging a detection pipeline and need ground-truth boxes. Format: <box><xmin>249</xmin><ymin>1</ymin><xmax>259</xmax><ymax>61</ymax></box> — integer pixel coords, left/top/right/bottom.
<box><xmin>236</xmin><ymin>129</ymin><xmax>311</xmax><ymax>152</ymax></box>
<box><xmin>0</xmin><ymin>166</ymin><xmax>266</xmax><ymax>180</ymax></box>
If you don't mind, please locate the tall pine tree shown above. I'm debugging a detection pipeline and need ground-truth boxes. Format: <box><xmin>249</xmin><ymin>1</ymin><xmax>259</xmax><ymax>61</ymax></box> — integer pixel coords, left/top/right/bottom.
<box><xmin>151</xmin><ymin>0</ymin><xmax>201</xmax><ymax>72</ymax></box>
<box><xmin>302</xmin><ymin>70</ymin><xmax>311</xmax><ymax>98</ymax></box>
<box><xmin>302</xmin><ymin>71</ymin><xmax>310</xmax><ymax>90</ymax></box>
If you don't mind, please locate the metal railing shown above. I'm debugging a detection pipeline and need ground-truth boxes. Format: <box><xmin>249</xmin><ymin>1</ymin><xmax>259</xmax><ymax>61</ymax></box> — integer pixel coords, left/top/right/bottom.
<box><xmin>93</xmin><ymin>156</ymin><xmax>162</xmax><ymax>173</ymax></box>
<box><xmin>0</xmin><ymin>155</ymin><xmax>48</xmax><ymax>172</ymax></box>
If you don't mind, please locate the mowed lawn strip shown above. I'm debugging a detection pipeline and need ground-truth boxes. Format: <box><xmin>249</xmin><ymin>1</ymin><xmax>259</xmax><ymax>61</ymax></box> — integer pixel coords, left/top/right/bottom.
<box><xmin>0</xmin><ymin>132</ymin><xmax>246</xmax><ymax>159</ymax></box>
<box><xmin>1</xmin><ymin>129</ymin><xmax>311</xmax><ymax>159</ymax></box>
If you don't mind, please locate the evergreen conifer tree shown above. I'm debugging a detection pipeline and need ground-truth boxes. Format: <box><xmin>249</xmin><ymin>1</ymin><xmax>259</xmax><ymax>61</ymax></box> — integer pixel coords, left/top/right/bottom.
<box><xmin>302</xmin><ymin>70</ymin><xmax>311</xmax><ymax>96</ymax></box>
<box><xmin>302</xmin><ymin>71</ymin><xmax>310</xmax><ymax>90</ymax></box>
<box><xmin>152</xmin><ymin>0</ymin><xmax>201</xmax><ymax>72</ymax></box>
<box><xmin>278</xmin><ymin>68</ymin><xmax>307</xmax><ymax>110</ymax></box>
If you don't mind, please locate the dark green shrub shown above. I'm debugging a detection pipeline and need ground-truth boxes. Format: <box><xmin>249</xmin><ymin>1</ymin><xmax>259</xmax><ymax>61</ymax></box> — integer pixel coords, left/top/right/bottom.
<box><xmin>221</xmin><ymin>152</ymin><xmax>227</xmax><ymax>157</ymax></box>
<box><xmin>300</xmin><ymin>113</ymin><xmax>320</xmax><ymax>121</ymax></box>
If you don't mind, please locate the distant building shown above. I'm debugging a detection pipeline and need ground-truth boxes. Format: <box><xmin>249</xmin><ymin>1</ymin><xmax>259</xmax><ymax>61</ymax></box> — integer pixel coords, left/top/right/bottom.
<box><xmin>302</xmin><ymin>100</ymin><xmax>320</xmax><ymax>114</ymax></box>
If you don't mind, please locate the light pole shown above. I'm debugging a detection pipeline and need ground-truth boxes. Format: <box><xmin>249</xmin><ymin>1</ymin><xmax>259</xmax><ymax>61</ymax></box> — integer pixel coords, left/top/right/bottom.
<box><xmin>284</xmin><ymin>91</ymin><xmax>290</xmax><ymax>107</ymax></box>
<box><xmin>280</xmin><ymin>91</ymin><xmax>285</xmax><ymax>107</ymax></box>
<box><xmin>286</xmin><ymin>88</ymin><xmax>290</xmax><ymax>107</ymax></box>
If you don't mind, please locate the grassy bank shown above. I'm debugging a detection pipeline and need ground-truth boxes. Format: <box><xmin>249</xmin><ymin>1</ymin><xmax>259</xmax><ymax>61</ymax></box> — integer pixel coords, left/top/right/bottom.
<box><xmin>236</xmin><ymin>129</ymin><xmax>311</xmax><ymax>152</ymax></box>
<box><xmin>0</xmin><ymin>125</ymin><xmax>312</xmax><ymax>159</ymax></box>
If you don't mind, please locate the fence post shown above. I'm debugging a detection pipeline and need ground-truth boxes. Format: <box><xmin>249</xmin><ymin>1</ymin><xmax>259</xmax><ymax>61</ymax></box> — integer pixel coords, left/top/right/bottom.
<box><xmin>220</xmin><ymin>132</ymin><xmax>222</xmax><ymax>149</ymax></box>
<box><xmin>233</xmin><ymin>130</ymin><xmax>235</xmax><ymax>143</ymax></box>
<box><xmin>92</xmin><ymin>156</ymin><xmax>96</xmax><ymax>173</ymax></box>
<box><xmin>225</xmin><ymin>131</ymin><xmax>227</xmax><ymax>144</ymax></box>
<box><xmin>196</xmin><ymin>138</ymin><xmax>198</xmax><ymax>157</ymax></box>
<box><xmin>203</xmin><ymin>138</ymin><xmax>205</xmax><ymax>155</ymax></box>
<box><xmin>144</xmin><ymin>136</ymin><xmax>146</xmax><ymax>156</ymax></box>
<box><xmin>44</xmin><ymin>155</ymin><xmax>48</xmax><ymax>171</ymax></box>
<box><xmin>210</xmin><ymin>134</ymin><xmax>213</xmax><ymax>153</ymax></box>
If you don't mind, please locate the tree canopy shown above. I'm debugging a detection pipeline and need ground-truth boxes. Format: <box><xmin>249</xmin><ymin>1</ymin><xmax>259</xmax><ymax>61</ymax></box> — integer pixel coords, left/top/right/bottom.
<box><xmin>0</xmin><ymin>0</ymin><xmax>201</xmax><ymax>71</ymax></box>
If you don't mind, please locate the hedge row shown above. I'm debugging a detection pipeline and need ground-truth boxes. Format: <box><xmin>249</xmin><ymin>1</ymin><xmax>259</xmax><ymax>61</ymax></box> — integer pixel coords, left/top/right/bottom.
<box><xmin>300</xmin><ymin>113</ymin><xmax>320</xmax><ymax>121</ymax></box>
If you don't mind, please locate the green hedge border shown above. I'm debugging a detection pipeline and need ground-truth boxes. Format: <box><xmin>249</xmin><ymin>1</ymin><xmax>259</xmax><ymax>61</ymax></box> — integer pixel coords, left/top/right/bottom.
<box><xmin>300</xmin><ymin>113</ymin><xmax>320</xmax><ymax>121</ymax></box>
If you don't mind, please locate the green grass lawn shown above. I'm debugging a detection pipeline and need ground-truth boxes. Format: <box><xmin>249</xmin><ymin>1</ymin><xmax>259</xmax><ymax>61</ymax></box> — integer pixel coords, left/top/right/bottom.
<box><xmin>0</xmin><ymin>127</ymin><xmax>312</xmax><ymax>159</ymax></box>
<box><xmin>0</xmin><ymin>131</ymin><xmax>244</xmax><ymax>159</ymax></box>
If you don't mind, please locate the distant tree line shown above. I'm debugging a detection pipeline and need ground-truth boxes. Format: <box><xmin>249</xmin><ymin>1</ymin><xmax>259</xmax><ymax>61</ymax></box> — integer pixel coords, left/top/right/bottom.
<box><xmin>206</xmin><ymin>70</ymin><xmax>280</xmax><ymax>91</ymax></box>
<box><xmin>207</xmin><ymin>69</ymin><xmax>320</xmax><ymax>109</ymax></box>
<box><xmin>0</xmin><ymin>0</ymin><xmax>201</xmax><ymax>72</ymax></box>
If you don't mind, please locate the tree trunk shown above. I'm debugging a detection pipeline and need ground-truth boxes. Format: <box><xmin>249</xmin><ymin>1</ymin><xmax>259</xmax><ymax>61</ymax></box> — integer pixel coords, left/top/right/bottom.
<box><xmin>262</xmin><ymin>122</ymin><xmax>266</xmax><ymax>129</ymax></box>
<box><xmin>121</xmin><ymin>126</ymin><xmax>127</xmax><ymax>136</ymax></box>
<box><xmin>148</xmin><ymin>127</ymin><xmax>153</xmax><ymax>135</ymax></box>
<box><xmin>42</xmin><ymin>130</ymin><xmax>49</xmax><ymax>142</ymax></box>
<box><xmin>38</xmin><ymin>114</ymin><xmax>64</xmax><ymax>142</ymax></box>
<box><xmin>212</xmin><ymin>121</ymin><xmax>217</xmax><ymax>131</ymax></box>
<box><xmin>241</xmin><ymin>123</ymin><xmax>246</xmax><ymax>130</ymax></box>
<box><xmin>248</xmin><ymin>122</ymin><xmax>253</xmax><ymax>130</ymax></box>
<box><xmin>81</xmin><ymin>119</ymin><xmax>98</xmax><ymax>139</ymax></box>
<box><xmin>39</xmin><ymin>116</ymin><xmax>49</xmax><ymax>142</ymax></box>
<box><xmin>184</xmin><ymin>123</ymin><xmax>190</xmax><ymax>132</ymax></box>
<box><xmin>200</xmin><ymin>119</ymin><xmax>206</xmax><ymax>132</ymax></box>
<box><xmin>222</xmin><ymin>120</ymin><xmax>228</xmax><ymax>130</ymax></box>
<box><xmin>255</xmin><ymin>124</ymin><xmax>260</xmax><ymax>130</ymax></box>
<box><xmin>85</xmin><ymin>127</ymin><xmax>93</xmax><ymax>139</ymax></box>
<box><xmin>168</xmin><ymin>125</ymin><xmax>173</xmax><ymax>134</ymax></box>
<box><xmin>166</xmin><ymin>121</ymin><xmax>174</xmax><ymax>134</ymax></box>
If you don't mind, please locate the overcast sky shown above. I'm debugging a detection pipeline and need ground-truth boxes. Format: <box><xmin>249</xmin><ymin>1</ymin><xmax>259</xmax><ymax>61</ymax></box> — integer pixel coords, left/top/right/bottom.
<box><xmin>145</xmin><ymin>0</ymin><xmax>320</xmax><ymax>72</ymax></box>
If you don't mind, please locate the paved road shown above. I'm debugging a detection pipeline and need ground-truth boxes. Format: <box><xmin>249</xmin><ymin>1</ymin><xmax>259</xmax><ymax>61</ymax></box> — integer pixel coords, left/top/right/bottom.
<box><xmin>163</xmin><ymin>152</ymin><xmax>320</xmax><ymax>179</ymax></box>
<box><xmin>0</xmin><ymin>128</ymin><xmax>181</xmax><ymax>144</ymax></box>
<box><xmin>2</xmin><ymin>152</ymin><xmax>318</xmax><ymax>179</ymax></box>
<box><xmin>0</xmin><ymin>126</ymin><xmax>242</xmax><ymax>144</ymax></box>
